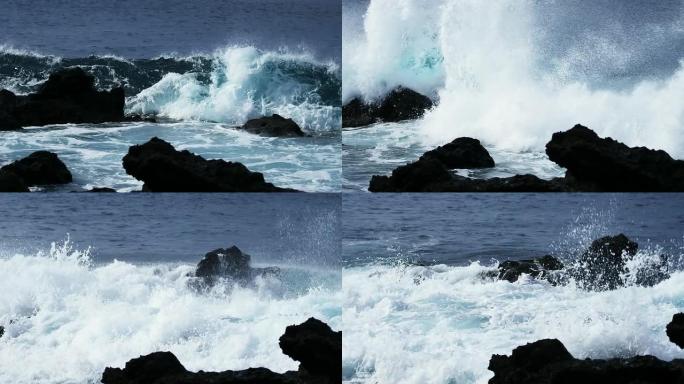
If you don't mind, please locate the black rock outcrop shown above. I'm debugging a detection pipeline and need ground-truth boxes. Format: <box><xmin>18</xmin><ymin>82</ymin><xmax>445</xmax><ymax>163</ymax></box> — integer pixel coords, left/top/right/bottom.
<box><xmin>497</xmin><ymin>255</ymin><xmax>564</xmax><ymax>283</ymax></box>
<box><xmin>342</xmin><ymin>87</ymin><xmax>433</xmax><ymax>127</ymax></box>
<box><xmin>194</xmin><ymin>245</ymin><xmax>280</xmax><ymax>285</ymax></box>
<box><xmin>240</xmin><ymin>114</ymin><xmax>306</xmax><ymax>137</ymax></box>
<box><xmin>1</xmin><ymin>151</ymin><xmax>72</xmax><ymax>187</ymax></box>
<box><xmin>667</xmin><ymin>313</ymin><xmax>684</xmax><ymax>349</ymax></box>
<box><xmin>279</xmin><ymin>318</ymin><xmax>342</xmax><ymax>383</ymax></box>
<box><xmin>0</xmin><ymin>67</ymin><xmax>125</xmax><ymax>128</ymax></box>
<box><xmin>122</xmin><ymin>137</ymin><xmax>295</xmax><ymax>192</ymax></box>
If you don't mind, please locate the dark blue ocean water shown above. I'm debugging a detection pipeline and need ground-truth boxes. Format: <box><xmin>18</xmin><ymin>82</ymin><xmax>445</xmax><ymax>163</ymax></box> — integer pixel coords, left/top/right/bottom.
<box><xmin>343</xmin><ymin>194</ymin><xmax>684</xmax><ymax>266</ymax></box>
<box><xmin>0</xmin><ymin>0</ymin><xmax>341</xmax><ymax>61</ymax></box>
<box><xmin>0</xmin><ymin>194</ymin><xmax>340</xmax><ymax>265</ymax></box>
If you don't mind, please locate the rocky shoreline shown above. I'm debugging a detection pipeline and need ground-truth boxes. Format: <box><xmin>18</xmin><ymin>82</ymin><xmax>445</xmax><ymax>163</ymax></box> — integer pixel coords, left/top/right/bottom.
<box><xmin>369</xmin><ymin>124</ymin><xmax>684</xmax><ymax>192</ymax></box>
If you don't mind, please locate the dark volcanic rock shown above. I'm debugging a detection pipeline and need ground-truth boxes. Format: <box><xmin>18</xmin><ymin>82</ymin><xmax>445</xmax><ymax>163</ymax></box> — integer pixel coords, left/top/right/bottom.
<box><xmin>1</xmin><ymin>151</ymin><xmax>72</xmax><ymax>186</ymax></box>
<box><xmin>88</xmin><ymin>187</ymin><xmax>116</xmax><ymax>192</ymax></box>
<box><xmin>497</xmin><ymin>255</ymin><xmax>564</xmax><ymax>283</ymax></box>
<box><xmin>0</xmin><ymin>325</ymin><xmax>4</xmax><ymax>338</ymax></box>
<box><xmin>369</xmin><ymin>157</ymin><xmax>566</xmax><ymax>192</ymax></box>
<box><xmin>489</xmin><ymin>338</ymin><xmax>684</xmax><ymax>384</ymax></box>
<box><xmin>421</xmin><ymin>137</ymin><xmax>495</xmax><ymax>169</ymax></box>
<box><xmin>546</xmin><ymin>124</ymin><xmax>684</xmax><ymax>191</ymax></box>
<box><xmin>122</xmin><ymin>137</ymin><xmax>295</xmax><ymax>192</ymax></box>
<box><xmin>101</xmin><ymin>318</ymin><xmax>341</xmax><ymax>384</ymax></box>
<box><xmin>573</xmin><ymin>234</ymin><xmax>640</xmax><ymax>290</ymax></box>
<box><xmin>279</xmin><ymin>317</ymin><xmax>342</xmax><ymax>383</ymax></box>
<box><xmin>342</xmin><ymin>87</ymin><xmax>433</xmax><ymax>127</ymax></box>
<box><xmin>194</xmin><ymin>246</ymin><xmax>280</xmax><ymax>285</ymax></box>
<box><xmin>240</xmin><ymin>114</ymin><xmax>306</xmax><ymax>137</ymax></box>
<box><xmin>0</xmin><ymin>68</ymin><xmax>125</xmax><ymax>128</ymax></box>
<box><xmin>0</xmin><ymin>170</ymin><xmax>29</xmax><ymax>192</ymax></box>
<box><xmin>668</xmin><ymin>313</ymin><xmax>684</xmax><ymax>349</ymax></box>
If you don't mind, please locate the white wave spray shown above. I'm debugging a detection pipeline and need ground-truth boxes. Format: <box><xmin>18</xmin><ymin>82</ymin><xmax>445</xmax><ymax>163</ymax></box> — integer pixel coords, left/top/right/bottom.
<box><xmin>344</xmin><ymin>0</ymin><xmax>684</xmax><ymax>156</ymax></box>
<box><xmin>0</xmin><ymin>238</ymin><xmax>341</xmax><ymax>384</ymax></box>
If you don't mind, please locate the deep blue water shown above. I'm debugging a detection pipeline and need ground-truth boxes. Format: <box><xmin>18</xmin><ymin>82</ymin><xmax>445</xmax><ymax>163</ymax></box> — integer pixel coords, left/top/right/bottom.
<box><xmin>0</xmin><ymin>0</ymin><xmax>341</xmax><ymax>61</ymax></box>
<box><xmin>0</xmin><ymin>194</ymin><xmax>340</xmax><ymax>265</ymax></box>
<box><xmin>343</xmin><ymin>194</ymin><xmax>684</xmax><ymax>266</ymax></box>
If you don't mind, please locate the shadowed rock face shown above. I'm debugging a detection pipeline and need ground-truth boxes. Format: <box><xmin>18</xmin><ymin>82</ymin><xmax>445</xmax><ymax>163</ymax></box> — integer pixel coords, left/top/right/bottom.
<box><xmin>489</xmin><ymin>338</ymin><xmax>684</xmax><ymax>384</ymax></box>
<box><xmin>279</xmin><ymin>318</ymin><xmax>342</xmax><ymax>383</ymax></box>
<box><xmin>497</xmin><ymin>255</ymin><xmax>564</xmax><ymax>283</ymax></box>
<box><xmin>546</xmin><ymin>124</ymin><xmax>684</xmax><ymax>191</ymax></box>
<box><xmin>101</xmin><ymin>318</ymin><xmax>341</xmax><ymax>384</ymax></box>
<box><xmin>0</xmin><ymin>170</ymin><xmax>29</xmax><ymax>192</ymax></box>
<box><xmin>0</xmin><ymin>67</ymin><xmax>125</xmax><ymax>129</ymax></box>
<box><xmin>0</xmin><ymin>151</ymin><xmax>72</xmax><ymax>187</ymax></box>
<box><xmin>668</xmin><ymin>313</ymin><xmax>684</xmax><ymax>349</ymax></box>
<box><xmin>194</xmin><ymin>245</ymin><xmax>280</xmax><ymax>285</ymax></box>
<box><xmin>240</xmin><ymin>114</ymin><xmax>306</xmax><ymax>137</ymax></box>
<box><xmin>122</xmin><ymin>137</ymin><xmax>296</xmax><ymax>192</ymax></box>
<box><xmin>342</xmin><ymin>87</ymin><xmax>433</xmax><ymax>127</ymax></box>
<box><xmin>420</xmin><ymin>137</ymin><xmax>495</xmax><ymax>169</ymax></box>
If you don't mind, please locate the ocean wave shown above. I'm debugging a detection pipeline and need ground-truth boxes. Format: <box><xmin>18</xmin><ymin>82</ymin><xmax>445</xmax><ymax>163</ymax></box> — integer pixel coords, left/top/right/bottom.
<box><xmin>0</xmin><ymin>45</ymin><xmax>341</xmax><ymax>134</ymax></box>
<box><xmin>343</xmin><ymin>257</ymin><xmax>684</xmax><ymax>384</ymax></box>
<box><xmin>344</xmin><ymin>0</ymin><xmax>684</xmax><ymax>157</ymax></box>
<box><xmin>0</xmin><ymin>238</ymin><xmax>341</xmax><ymax>384</ymax></box>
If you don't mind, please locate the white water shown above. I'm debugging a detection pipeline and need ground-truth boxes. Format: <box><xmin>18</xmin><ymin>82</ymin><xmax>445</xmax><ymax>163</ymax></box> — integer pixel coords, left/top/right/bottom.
<box><xmin>0</xmin><ymin>239</ymin><xmax>341</xmax><ymax>384</ymax></box>
<box><xmin>127</xmin><ymin>46</ymin><xmax>341</xmax><ymax>135</ymax></box>
<box><xmin>343</xmin><ymin>261</ymin><xmax>684</xmax><ymax>384</ymax></box>
<box><xmin>344</xmin><ymin>0</ymin><xmax>684</xmax><ymax>157</ymax></box>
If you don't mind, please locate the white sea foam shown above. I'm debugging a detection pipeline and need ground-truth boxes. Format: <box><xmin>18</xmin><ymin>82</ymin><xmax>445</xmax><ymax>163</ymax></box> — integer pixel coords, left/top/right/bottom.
<box><xmin>0</xmin><ymin>239</ymin><xmax>341</xmax><ymax>384</ymax></box>
<box><xmin>344</xmin><ymin>0</ymin><xmax>684</xmax><ymax>157</ymax></box>
<box><xmin>343</xmin><ymin>261</ymin><xmax>684</xmax><ymax>384</ymax></box>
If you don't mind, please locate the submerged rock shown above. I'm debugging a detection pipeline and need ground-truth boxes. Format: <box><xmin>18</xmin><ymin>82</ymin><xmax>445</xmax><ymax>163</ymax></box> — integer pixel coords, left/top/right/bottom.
<box><xmin>546</xmin><ymin>124</ymin><xmax>684</xmax><ymax>191</ymax></box>
<box><xmin>1</xmin><ymin>151</ymin><xmax>72</xmax><ymax>186</ymax></box>
<box><xmin>342</xmin><ymin>87</ymin><xmax>433</xmax><ymax>127</ymax></box>
<box><xmin>240</xmin><ymin>114</ymin><xmax>306</xmax><ymax>137</ymax></box>
<box><xmin>0</xmin><ymin>67</ymin><xmax>125</xmax><ymax>128</ymax></box>
<box><xmin>489</xmin><ymin>338</ymin><xmax>684</xmax><ymax>384</ymax></box>
<box><xmin>668</xmin><ymin>313</ymin><xmax>684</xmax><ymax>349</ymax></box>
<box><xmin>194</xmin><ymin>245</ymin><xmax>280</xmax><ymax>285</ymax></box>
<box><xmin>0</xmin><ymin>170</ymin><xmax>29</xmax><ymax>192</ymax></box>
<box><xmin>122</xmin><ymin>137</ymin><xmax>296</xmax><ymax>192</ymax></box>
<box><xmin>497</xmin><ymin>255</ymin><xmax>564</xmax><ymax>283</ymax></box>
<box><xmin>101</xmin><ymin>318</ymin><xmax>341</xmax><ymax>384</ymax></box>
<box><xmin>279</xmin><ymin>318</ymin><xmax>342</xmax><ymax>383</ymax></box>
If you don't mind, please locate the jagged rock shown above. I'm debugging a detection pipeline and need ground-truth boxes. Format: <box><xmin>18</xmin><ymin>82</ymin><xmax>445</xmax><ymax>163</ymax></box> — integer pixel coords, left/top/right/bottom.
<box><xmin>0</xmin><ymin>170</ymin><xmax>29</xmax><ymax>192</ymax></box>
<box><xmin>0</xmin><ymin>67</ymin><xmax>125</xmax><ymax>128</ymax></box>
<box><xmin>420</xmin><ymin>137</ymin><xmax>495</xmax><ymax>169</ymax></box>
<box><xmin>572</xmin><ymin>234</ymin><xmax>640</xmax><ymax>290</ymax></box>
<box><xmin>240</xmin><ymin>114</ymin><xmax>306</xmax><ymax>137</ymax></box>
<box><xmin>0</xmin><ymin>326</ymin><xmax>4</xmax><ymax>338</ymax></box>
<box><xmin>279</xmin><ymin>318</ymin><xmax>342</xmax><ymax>383</ymax></box>
<box><xmin>546</xmin><ymin>124</ymin><xmax>684</xmax><ymax>191</ymax></box>
<box><xmin>497</xmin><ymin>255</ymin><xmax>564</xmax><ymax>283</ymax></box>
<box><xmin>122</xmin><ymin>137</ymin><xmax>295</xmax><ymax>192</ymax></box>
<box><xmin>1</xmin><ymin>151</ymin><xmax>72</xmax><ymax>186</ymax></box>
<box><xmin>668</xmin><ymin>313</ymin><xmax>684</xmax><ymax>349</ymax></box>
<box><xmin>194</xmin><ymin>246</ymin><xmax>280</xmax><ymax>285</ymax></box>
<box><xmin>101</xmin><ymin>318</ymin><xmax>341</xmax><ymax>384</ymax></box>
<box><xmin>342</xmin><ymin>87</ymin><xmax>433</xmax><ymax>127</ymax></box>
<box><xmin>489</xmin><ymin>338</ymin><xmax>684</xmax><ymax>384</ymax></box>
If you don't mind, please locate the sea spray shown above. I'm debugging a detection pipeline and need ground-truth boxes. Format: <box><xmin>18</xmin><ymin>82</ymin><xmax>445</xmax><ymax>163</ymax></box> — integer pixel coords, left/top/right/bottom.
<box><xmin>0</xmin><ymin>238</ymin><xmax>341</xmax><ymax>384</ymax></box>
<box><xmin>344</xmin><ymin>0</ymin><xmax>684</xmax><ymax>157</ymax></box>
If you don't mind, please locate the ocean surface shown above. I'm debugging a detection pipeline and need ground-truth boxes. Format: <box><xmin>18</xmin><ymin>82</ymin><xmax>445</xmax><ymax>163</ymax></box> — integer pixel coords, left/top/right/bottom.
<box><xmin>342</xmin><ymin>0</ymin><xmax>684</xmax><ymax>190</ymax></box>
<box><xmin>0</xmin><ymin>194</ymin><xmax>341</xmax><ymax>384</ymax></box>
<box><xmin>0</xmin><ymin>0</ymin><xmax>341</xmax><ymax>192</ymax></box>
<box><xmin>343</xmin><ymin>194</ymin><xmax>684</xmax><ymax>383</ymax></box>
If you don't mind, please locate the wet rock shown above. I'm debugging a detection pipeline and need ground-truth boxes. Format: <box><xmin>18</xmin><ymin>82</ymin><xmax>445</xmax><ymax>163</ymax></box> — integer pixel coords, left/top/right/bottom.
<box><xmin>0</xmin><ymin>67</ymin><xmax>125</xmax><ymax>128</ymax></box>
<box><xmin>420</xmin><ymin>137</ymin><xmax>495</xmax><ymax>169</ymax></box>
<box><xmin>240</xmin><ymin>114</ymin><xmax>306</xmax><ymax>137</ymax></box>
<box><xmin>546</xmin><ymin>124</ymin><xmax>684</xmax><ymax>191</ymax></box>
<box><xmin>0</xmin><ymin>326</ymin><xmax>4</xmax><ymax>338</ymax></box>
<box><xmin>497</xmin><ymin>255</ymin><xmax>564</xmax><ymax>283</ymax></box>
<box><xmin>370</xmin><ymin>157</ymin><xmax>567</xmax><ymax>192</ymax></box>
<box><xmin>88</xmin><ymin>187</ymin><xmax>116</xmax><ymax>192</ymax></box>
<box><xmin>101</xmin><ymin>318</ymin><xmax>341</xmax><ymax>384</ymax></box>
<box><xmin>1</xmin><ymin>151</ymin><xmax>72</xmax><ymax>186</ymax></box>
<box><xmin>572</xmin><ymin>234</ymin><xmax>640</xmax><ymax>290</ymax></box>
<box><xmin>489</xmin><ymin>338</ymin><xmax>684</xmax><ymax>384</ymax></box>
<box><xmin>194</xmin><ymin>246</ymin><xmax>280</xmax><ymax>286</ymax></box>
<box><xmin>0</xmin><ymin>170</ymin><xmax>29</xmax><ymax>192</ymax></box>
<box><xmin>668</xmin><ymin>313</ymin><xmax>684</xmax><ymax>349</ymax></box>
<box><xmin>279</xmin><ymin>317</ymin><xmax>342</xmax><ymax>383</ymax></box>
<box><xmin>342</xmin><ymin>87</ymin><xmax>433</xmax><ymax>127</ymax></box>
<box><xmin>122</xmin><ymin>137</ymin><xmax>295</xmax><ymax>192</ymax></box>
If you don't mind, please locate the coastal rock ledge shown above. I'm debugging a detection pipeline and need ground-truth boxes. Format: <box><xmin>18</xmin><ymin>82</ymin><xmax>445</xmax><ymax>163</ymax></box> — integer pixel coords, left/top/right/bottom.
<box><xmin>101</xmin><ymin>318</ymin><xmax>341</xmax><ymax>384</ymax></box>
